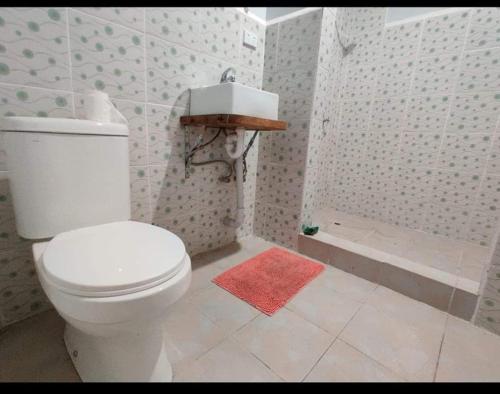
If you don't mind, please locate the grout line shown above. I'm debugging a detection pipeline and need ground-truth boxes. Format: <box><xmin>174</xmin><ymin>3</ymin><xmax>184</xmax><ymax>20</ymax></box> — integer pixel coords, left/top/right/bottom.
<box><xmin>397</xmin><ymin>17</ymin><xmax>426</xmax><ymax>230</ymax></box>
<box><xmin>69</xmin><ymin>7</ymin><xmax>145</xmax><ymax>35</ymax></box>
<box><xmin>445</xmin><ymin>11</ymin><xmax>478</xmax><ymax>242</ymax></box>
<box><xmin>385</xmin><ymin>8</ymin><xmax>472</xmax><ymax>28</ymax></box>
<box><xmin>141</xmin><ymin>7</ymin><xmax>153</xmax><ymax>224</ymax></box>
<box><xmin>432</xmin><ymin>313</ymin><xmax>451</xmax><ymax>382</ymax></box>
<box><xmin>0</xmin><ymin>81</ymin><xmax>74</xmax><ymax>95</ymax></box>
<box><xmin>64</xmin><ymin>8</ymin><xmax>76</xmax><ymax>117</ymax></box>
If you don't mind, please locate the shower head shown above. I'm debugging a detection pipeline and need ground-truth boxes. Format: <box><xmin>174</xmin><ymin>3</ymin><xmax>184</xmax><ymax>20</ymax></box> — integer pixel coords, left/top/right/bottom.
<box><xmin>342</xmin><ymin>42</ymin><xmax>357</xmax><ymax>56</ymax></box>
<box><xmin>334</xmin><ymin>19</ymin><xmax>357</xmax><ymax>57</ymax></box>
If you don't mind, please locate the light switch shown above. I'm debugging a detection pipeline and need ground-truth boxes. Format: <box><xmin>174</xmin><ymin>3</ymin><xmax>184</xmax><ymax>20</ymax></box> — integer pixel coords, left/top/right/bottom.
<box><xmin>243</xmin><ymin>29</ymin><xmax>257</xmax><ymax>49</ymax></box>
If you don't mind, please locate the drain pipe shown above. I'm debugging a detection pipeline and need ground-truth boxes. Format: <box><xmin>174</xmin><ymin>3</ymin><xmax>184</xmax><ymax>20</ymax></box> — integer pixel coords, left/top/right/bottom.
<box><xmin>223</xmin><ymin>127</ymin><xmax>245</xmax><ymax>228</ymax></box>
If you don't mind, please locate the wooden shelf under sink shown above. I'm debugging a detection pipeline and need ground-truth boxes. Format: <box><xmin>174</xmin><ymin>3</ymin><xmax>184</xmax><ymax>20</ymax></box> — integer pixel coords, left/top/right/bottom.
<box><xmin>180</xmin><ymin>114</ymin><xmax>287</xmax><ymax>131</ymax></box>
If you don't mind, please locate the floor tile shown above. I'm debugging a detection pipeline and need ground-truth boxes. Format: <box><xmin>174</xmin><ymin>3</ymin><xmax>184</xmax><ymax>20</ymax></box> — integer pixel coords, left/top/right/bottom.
<box><xmin>174</xmin><ymin>338</ymin><xmax>281</xmax><ymax>382</ymax></box>
<box><xmin>186</xmin><ymin>256</ymin><xmax>224</xmax><ymax>296</ymax></box>
<box><xmin>436</xmin><ymin>316</ymin><xmax>500</xmax><ymax>381</ymax></box>
<box><xmin>340</xmin><ymin>304</ymin><xmax>442</xmax><ymax>381</ymax></box>
<box><xmin>305</xmin><ymin>339</ymin><xmax>404</xmax><ymax>382</ymax></box>
<box><xmin>232</xmin><ymin>307</ymin><xmax>334</xmax><ymax>382</ymax></box>
<box><xmin>367</xmin><ymin>286</ymin><xmax>448</xmax><ymax>337</ymax></box>
<box><xmin>188</xmin><ymin>285</ymin><xmax>261</xmax><ymax>334</ymax></box>
<box><xmin>162</xmin><ymin>301</ymin><xmax>228</xmax><ymax>365</ymax></box>
<box><xmin>0</xmin><ymin>310</ymin><xmax>79</xmax><ymax>382</ymax></box>
<box><xmin>319</xmin><ymin>268</ymin><xmax>378</xmax><ymax>303</ymax></box>
<box><xmin>287</xmin><ymin>275</ymin><xmax>363</xmax><ymax>336</ymax></box>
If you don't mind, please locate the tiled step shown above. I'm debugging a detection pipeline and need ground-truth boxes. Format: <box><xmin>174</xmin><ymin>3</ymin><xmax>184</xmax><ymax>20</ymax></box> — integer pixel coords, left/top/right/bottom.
<box><xmin>298</xmin><ymin>231</ymin><xmax>479</xmax><ymax>321</ymax></box>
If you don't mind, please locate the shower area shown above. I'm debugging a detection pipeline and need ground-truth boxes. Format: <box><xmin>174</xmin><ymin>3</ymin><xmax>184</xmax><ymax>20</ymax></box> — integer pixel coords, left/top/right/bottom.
<box><xmin>254</xmin><ymin>7</ymin><xmax>500</xmax><ymax>331</ymax></box>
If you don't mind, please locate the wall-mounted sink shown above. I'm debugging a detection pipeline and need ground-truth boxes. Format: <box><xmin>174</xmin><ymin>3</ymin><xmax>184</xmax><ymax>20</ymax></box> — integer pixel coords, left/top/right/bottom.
<box><xmin>189</xmin><ymin>82</ymin><xmax>279</xmax><ymax>120</ymax></box>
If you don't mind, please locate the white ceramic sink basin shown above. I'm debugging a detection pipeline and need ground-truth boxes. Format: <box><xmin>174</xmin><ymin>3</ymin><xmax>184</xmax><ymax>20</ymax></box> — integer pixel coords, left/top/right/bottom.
<box><xmin>189</xmin><ymin>82</ymin><xmax>279</xmax><ymax>120</ymax></box>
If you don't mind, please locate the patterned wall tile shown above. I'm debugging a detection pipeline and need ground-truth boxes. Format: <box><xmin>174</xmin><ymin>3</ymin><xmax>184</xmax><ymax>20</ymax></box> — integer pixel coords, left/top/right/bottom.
<box><xmin>261</xmin><ymin>203</ymin><xmax>299</xmax><ymax>249</ymax></box>
<box><xmin>69</xmin><ymin>9</ymin><xmax>145</xmax><ymax>101</ymax></box>
<box><xmin>475</xmin><ymin>174</ymin><xmax>500</xmax><ymax>213</ymax></box>
<box><xmin>364</xmin><ymin>132</ymin><xmax>401</xmax><ymax>166</ymax></box>
<box><xmin>0</xmin><ymin>8</ymin><xmax>70</xmax><ymax>90</ymax></box>
<box><xmin>146</xmin><ymin>36</ymin><xmax>225</xmax><ymax>107</ymax></box>
<box><xmin>265</xmin><ymin>163</ymin><xmax>304</xmax><ymax>210</ymax></box>
<box><xmin>76</xmin><ymin>7</ymin><xmax>145</xmax><ymax>31</ymax></box>
<box><xmin>457</xmin><ymin>47</ymin><xmax>500</xmax><ymax>93</ymax></box>
<box><xmin>380</xmin><ymin>21</ymin><xmax>422</xmax><ymax>63</ymax></box>
<box><xmin>129</xmin><ymin>166</ymin><xmax>151</xmax><ymax>223</ymax></box>
<box><xmin>0</xmin><ymin>84</ymin><xmax>73</xmax><ymax>118</ymax></box>
<box><xmin>198</xmin><ymin>8</ymin><xmax>241</xmax><ymax>64</ymax></box>
<box><xmin>430</xmin><ymin>170</ymin><xmax>481</xmax><ymax>207</ymax></box>
<box><xmin>341</xmin><ymin>63</ymin><xmax>377</xmax><ymax>99</ymax></box>
<box><xmin>467</xmin><ymin>7</ymin><xmax>500</xmax><ymax>51</ymax></box>
<box><xmin>146</xmin><ymin>103</ymin><xmax>186</xmax><ymax>166</ymax></box>
<box><xmin>317</xmin><ymin>8</ymin><xmax>339</xmax><ymax>74</ymax></box>
<box><xmin>265</xmin><ymin>66</ymin><xmax>316</xmax><ymax>119</ymax></box>
<box><xmin>240</xmin><ymin>13</ymin><xmax>265</xmax><ymax>72</ymax></box>
<box><xmin>467</xmin><ymin>210</ymin><xmax>500</xmax><ymax>246</ymax></box>
<box><xmin>385</xmin><ymin>196</ymin><xmax>427</xmax><ymax>230</ymax></box>
<box><xmin>343</xmin><ymin>7</ymin><xmax>386</xmax><ymax>36</ymax></box>
<box><xmin>398</xmin><ymin>132</ymin><xmax>442</xmax><ymax>167</ymax></box>
<box><xmin>334</xmin><ymin>131</ymin><xmax>368</xmax><ymax>164</ymax></box>
<box><xmin>422</xmin><ymin>203</ymin><xmax>470</xmax><ymax>240</ymax></box>
<box><xmin>353</xmin><ymin>190</ymin><xmax>389</xmax><ymax>222</ymax></box>
<box><xmin>339</xmin><ymin>99</ymin><xmax>371</xmax><ymax>131</ymax></box>
<box><xmin>390</xmin><ymin>166</ymin><xmax>434</xmax><ymax>201</ymax></box>
<box><xmin>411</xmin><ymin>54</ymin><xmax>461</xmax><ymax>95</ymax></box>
<box><xmin>357</xmin><ymin>163</ymin><xmax>395</xmax><ymax>197</ymax></box>
<box><xmin>487</xmin><ymin>135</ymin><xmax>500</xmax><ymax>174</ymax></box>
<box><xmin>419</xmin><ymin>10</ymin><xmax>470</xmax><ymax>57</ymax></box>
<box><xmin>277</xmin><ymin>10</ymin><xmax>321</xmax><ymax>71</ymax></box>
<box><xmin>346</xmin><ymin>29</ymin><xmax>383</xmax><ymax>67</ymax></box>
<box><xmin>437</xmin><ymin>133</ymin><xmax>492</xmax><ymax>172</ymax></box>
<box><xmin>446</xmin><ymin>91</ymin><xmax>500</xmax><ymax>133</ymax></box>
<box><xmin>270</xmin><ymin>120</ymin><xmax>309</xmax><ymax>165</ymax></box>
<box><xmin>263</xmin><ymin>23</ymin><xmax>278</xmax><ymax>73</ymax></box>
<box><xmin>374</xmin><ymin>60</ymin><xmax>415</xmax><ymax>98</ymax></box>
<box><xmin>405</xmin><ymin>95</ymin><xmax>451</xmax><ymax>131</ymax></box>
<box><xmin>149</xmin><ymin>164</ymin><xmax>199</xmax><ymax>222</ymax></box>
<box><xmin>369</xmin><ymin>97</ymin><xmax>407</xmax><ymax>131</ymax></box>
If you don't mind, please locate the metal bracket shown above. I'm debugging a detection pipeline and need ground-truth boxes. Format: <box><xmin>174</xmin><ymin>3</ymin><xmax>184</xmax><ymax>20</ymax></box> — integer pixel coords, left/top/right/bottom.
<box><xmin>184</xmin><ymin>124</ymin><xmax>205</xmax><ymax>179</ymax></box>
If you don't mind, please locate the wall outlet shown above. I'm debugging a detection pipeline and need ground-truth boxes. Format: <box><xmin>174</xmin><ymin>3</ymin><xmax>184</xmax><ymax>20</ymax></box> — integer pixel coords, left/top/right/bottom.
<box><xmin>243</xmin><ymin>30</ymin><xmax>257</xmax><ymax>49</ymax></box>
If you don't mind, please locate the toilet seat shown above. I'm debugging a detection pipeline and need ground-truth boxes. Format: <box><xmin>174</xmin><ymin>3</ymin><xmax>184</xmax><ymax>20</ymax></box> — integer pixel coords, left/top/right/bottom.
<box><xmin>41</xmin><ymin>221</ymin><xmax>187</xmax><ymax>297</ymax></box>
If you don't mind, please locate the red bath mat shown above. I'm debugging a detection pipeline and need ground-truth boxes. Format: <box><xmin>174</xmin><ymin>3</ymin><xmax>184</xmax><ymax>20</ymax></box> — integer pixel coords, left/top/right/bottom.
<box><xmin>212</xmin><ymin>247</ymin><xmax>325</xmax><ymax>315</ymax></box>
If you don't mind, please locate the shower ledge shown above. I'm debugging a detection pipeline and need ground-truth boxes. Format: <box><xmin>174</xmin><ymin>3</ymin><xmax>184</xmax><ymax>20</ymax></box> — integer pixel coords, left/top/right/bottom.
<box><xmin>299</xmin><ymin>230</ymin><xmax>481</xmax><ymax>322</ymax></box>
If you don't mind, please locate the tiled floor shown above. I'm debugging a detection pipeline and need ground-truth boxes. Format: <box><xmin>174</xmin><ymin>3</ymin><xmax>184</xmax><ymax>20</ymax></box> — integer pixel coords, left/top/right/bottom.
<box><xmin>2</xmin><ymin>236</ymin><xmax>500</xmax><ymax>382</ymax></box>
<box><xmin>312</xmin><ymin>208</ymin><xmax>491</xmax><ymax>286</ymax></box>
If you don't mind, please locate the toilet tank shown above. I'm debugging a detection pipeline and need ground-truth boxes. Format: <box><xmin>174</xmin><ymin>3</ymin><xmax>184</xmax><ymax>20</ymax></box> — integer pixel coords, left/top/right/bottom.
<box><xmin>0</xmin><ymin>117</ymin><xmax>131</xmax><ymax>239</ymax></box>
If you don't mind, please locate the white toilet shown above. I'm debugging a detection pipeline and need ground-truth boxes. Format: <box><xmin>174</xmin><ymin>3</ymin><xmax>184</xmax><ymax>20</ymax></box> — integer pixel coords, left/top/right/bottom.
<box><xmin>0</xmin><ymin>117</ymin><xmax>192</xmax><ymax>382</ymax></box>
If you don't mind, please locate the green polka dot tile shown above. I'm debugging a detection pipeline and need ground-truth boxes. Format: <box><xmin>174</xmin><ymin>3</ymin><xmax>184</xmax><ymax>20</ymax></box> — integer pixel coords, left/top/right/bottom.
<box><xmin>467</xmin><ymin>7</ymin><xmax>500</xmax><ymax>51</ymax></box>
<box><xmin>0</xmin><ymin>7</ymin><xmax>70</xmax><ymax>89</ymax></box>
<box><xmin>68</xmin><ymin>9</ymin><xmax>144</xmax><ymax>101</ymax></box>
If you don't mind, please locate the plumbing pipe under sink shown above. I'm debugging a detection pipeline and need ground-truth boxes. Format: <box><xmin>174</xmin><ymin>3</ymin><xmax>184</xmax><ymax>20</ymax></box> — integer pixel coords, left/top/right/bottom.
<box><xmin>223</xmin><ymin>127</ymin><xmax>245</xmax><ymax>228</ymax></box>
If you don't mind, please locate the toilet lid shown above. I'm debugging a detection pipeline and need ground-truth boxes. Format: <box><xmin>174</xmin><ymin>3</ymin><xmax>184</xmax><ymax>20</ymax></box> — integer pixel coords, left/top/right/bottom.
<box><xmin>42</xmin><ymin>221</ymin><xmax>187</xmax><ymax>296</ymax></box>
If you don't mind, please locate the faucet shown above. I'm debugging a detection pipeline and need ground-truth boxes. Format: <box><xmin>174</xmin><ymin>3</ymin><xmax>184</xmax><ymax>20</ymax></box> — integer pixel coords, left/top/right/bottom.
<box><xmin>220</xmin><ymin>67</ymin><xmax>236</xmax><ymax>83</ymax></box>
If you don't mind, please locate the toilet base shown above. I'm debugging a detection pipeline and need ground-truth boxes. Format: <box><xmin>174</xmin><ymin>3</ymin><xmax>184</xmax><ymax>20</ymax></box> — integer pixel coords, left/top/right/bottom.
<box><xmin>64</xmin><ymin>323</ymin><xmax>172</xmax><ymax>382</ymax></box>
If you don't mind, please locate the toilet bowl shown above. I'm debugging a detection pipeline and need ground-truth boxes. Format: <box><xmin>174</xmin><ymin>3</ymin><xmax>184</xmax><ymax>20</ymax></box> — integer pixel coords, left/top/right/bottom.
<box><xmin>32</xmin><ymin>221</ymin><xmax>192</xmax><ymax>382</ymax></box>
